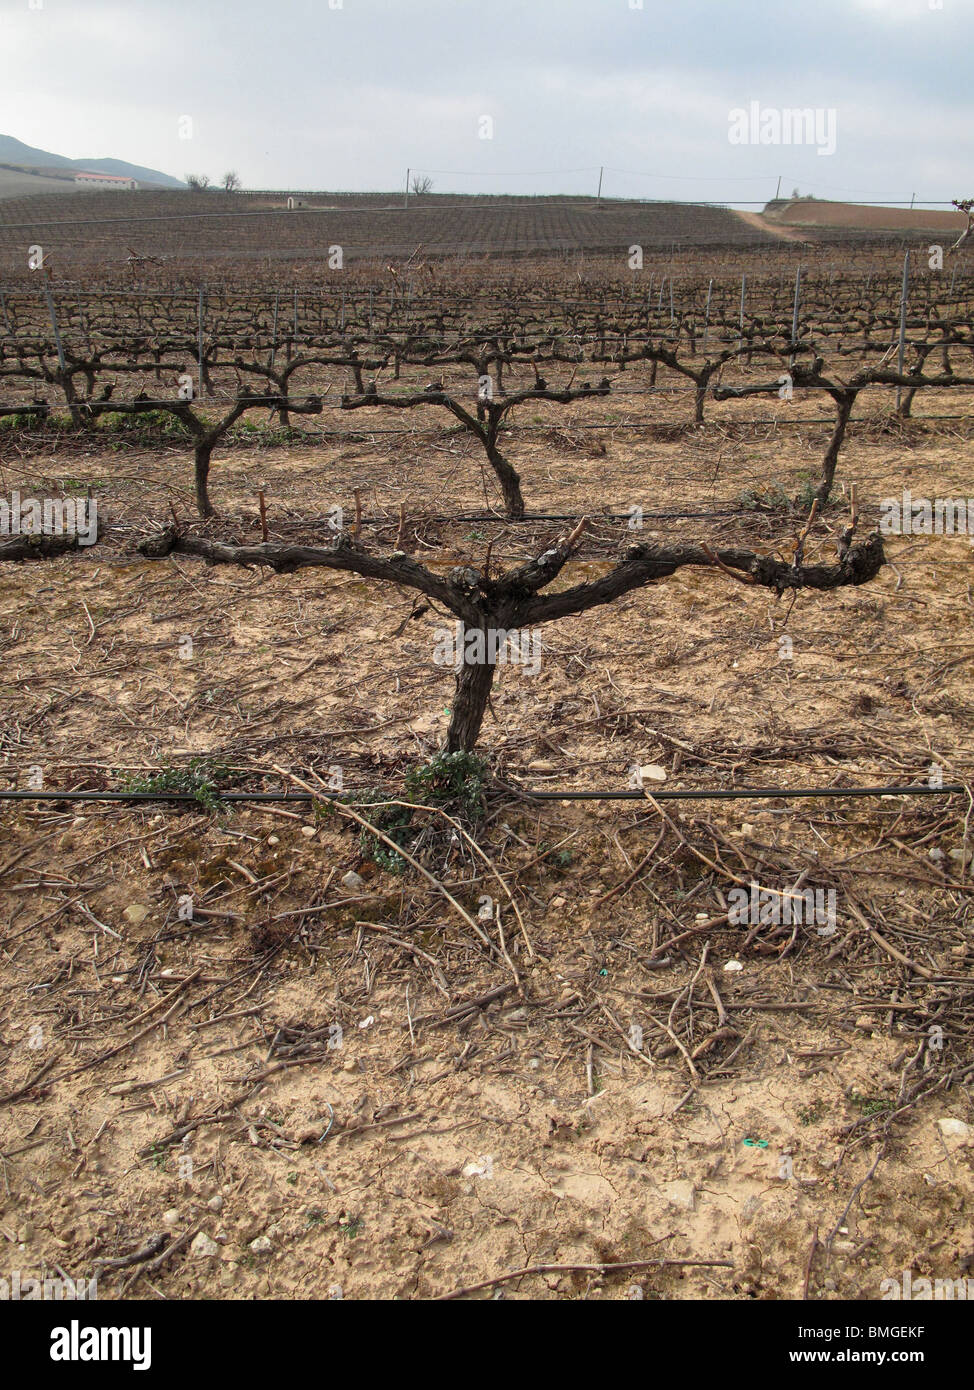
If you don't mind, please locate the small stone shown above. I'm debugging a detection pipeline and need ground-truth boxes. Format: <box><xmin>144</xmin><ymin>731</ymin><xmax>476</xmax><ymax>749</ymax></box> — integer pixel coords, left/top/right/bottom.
<box><xmin>72</xmin><ymin>816</ymin><xmax>86</xmax><ymax>828</ymax></box>
<box><xmin>123</xmin><ymin>904</ymin><xmax>150</xmax><ymax>925</ymax></box>
<box><xmin>741</xmin><ymin>1195</ymin><xmax>762</xmax><ymax>1224</ymax></box>
<box><xmin>662</xmin><ymin>1180</ymin><xmax>695</xmax><ymax>1211</ymax></box>
<box><xmin>723</xmin><ymin>959</ymin><xmax>743</xmax><ymax>973</ymax></box>
<box><xmin>640</xmin><ymin>764</ymin><xmax>667</xmax><ymax>783</ymax></box>
<box><xmin>301</xmin><ymin>826</ymin><xmax>316</xmax><ymax>838</ymax></box>
<box><xmin>207</xmin><ymin>1194</ymin><xmax>224</xmax><ymax>1213</ymax></box>
<box><xmin>249</xmin><ymin>1235</ymin><xmax>273</xmax><ymax>1254</ymax></box>
<box><xmin>190</xmin><ymin>1232</ymin><xmax>219</xmax><ymax>1258</ymax></box>
<box><xmin>342</xmin><ymin>871</ymin><xmax>365</xmax><ymax>891</ymax></box>
<box><xmin>162</xmin><ymin>1209</ymin><xmax>180</xmax><ymax>1227</ymax></box>
<box><xmin>267</xmin><ymin>836</ymin><xmax>280</xmax><ymax>846</ymax></box>
<box><xmin>937</xmin><ymin>1118</ymin><xmax>972</xmax><ymax>1144</ymax></box>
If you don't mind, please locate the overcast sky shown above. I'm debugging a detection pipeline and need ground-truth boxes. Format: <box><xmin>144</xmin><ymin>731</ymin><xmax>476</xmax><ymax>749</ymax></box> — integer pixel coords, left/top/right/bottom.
<box><xmin>0</xmin><ymin>0</ymin><xmax>970</xmax><ymax>205</ymax></box>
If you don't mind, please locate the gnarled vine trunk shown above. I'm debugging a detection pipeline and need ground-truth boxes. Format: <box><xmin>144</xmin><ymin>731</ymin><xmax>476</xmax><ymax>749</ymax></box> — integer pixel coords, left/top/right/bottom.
<box><xmin>486</xmin><ymin>444</ymin><xmax>526</xmax><ymax>521</ymax></box>
<box><xmin>815</xmin><ymin>392</ymin><xmax>857</xmax><ymax>506</ymax></box>
<box><xmin>195</xmin><ymin>439</ymin><xmax>216</xmax><ymax>518</ymax></box>
<box><xmin>445</xmin><ymin>648</ymin><xmax>496</xmax><ymax>752</ymax></box>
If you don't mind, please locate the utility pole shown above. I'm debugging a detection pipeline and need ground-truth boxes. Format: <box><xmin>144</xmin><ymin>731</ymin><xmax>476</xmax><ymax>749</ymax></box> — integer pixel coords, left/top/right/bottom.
<box><xmin>597</xmin><ymin>166</ymin><xmax>604</xmax><ymax>206</ymax></box>
<box><xmin>404</xmin><ymin>168</ymin><xmax>410</xmax><ymax>209</ymax></box>
<box><xmin>775</xmin><ymin>174</ymin><xmax>782</xmax><ymax>201</ymax></box>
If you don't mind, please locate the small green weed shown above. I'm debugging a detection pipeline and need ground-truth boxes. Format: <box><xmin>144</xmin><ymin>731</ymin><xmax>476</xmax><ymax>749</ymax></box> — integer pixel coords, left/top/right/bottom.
<box><xmin>117</xmin><ymin>757</ymin><xmax>234</xmax><ymax>813</ymax></box>
<box><xmin>849</xmin><ymin>1090</ymin><xmax>888</xmax><ymax>1118</ymax></box>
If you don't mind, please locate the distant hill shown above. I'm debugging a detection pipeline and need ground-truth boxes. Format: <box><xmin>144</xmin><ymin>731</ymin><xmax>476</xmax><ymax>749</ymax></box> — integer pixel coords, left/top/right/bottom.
<box><xmin>0</xmin><ymin>167</ymin><xmax>74</xmax><ymax>198</ymax></box>
<box><xmin>762</xmin><ymin>197</ymin><xmax>965</xmax><ymax>235</ymax></box>
<box><xmin>0</xmin><ymin>134</ymin><xmax>185</xmax><ymax>189</ymax></box>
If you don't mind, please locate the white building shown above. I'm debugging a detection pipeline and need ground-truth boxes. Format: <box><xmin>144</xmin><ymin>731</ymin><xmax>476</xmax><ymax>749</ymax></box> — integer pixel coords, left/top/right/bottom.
<box><xmin>74</xmin><ymin>172</ymin><xmax>137</xmax><ymax>190</ymax></box>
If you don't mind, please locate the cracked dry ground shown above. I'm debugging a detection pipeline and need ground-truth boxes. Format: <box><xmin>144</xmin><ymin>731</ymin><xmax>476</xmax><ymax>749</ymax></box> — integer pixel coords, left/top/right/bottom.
<box><xmin>0</xmin><ymin>401</ymin><xmax>972</xmax><ymax>1300</ymax></box>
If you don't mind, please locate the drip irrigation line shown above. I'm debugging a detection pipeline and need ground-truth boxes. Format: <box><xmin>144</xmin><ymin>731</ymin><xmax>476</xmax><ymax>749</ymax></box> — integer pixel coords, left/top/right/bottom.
<box><xmin>0</xmin><ymin>783</ymin><xmax>964</xmax><ymax>807</ymax></box>
<box><xmin>449</xmin><ymin>510</ymin><xmax>747</xmax><ymax>522</ymax></box>
<box><xmin>518</xmin><ymin>784</ymin><xmax>966</xmax><ymax>802</ymax></box>
<box><xmin>253</xmin><ymin>509</ymin><xmax>751</xmax><ymax>526</ymax></box>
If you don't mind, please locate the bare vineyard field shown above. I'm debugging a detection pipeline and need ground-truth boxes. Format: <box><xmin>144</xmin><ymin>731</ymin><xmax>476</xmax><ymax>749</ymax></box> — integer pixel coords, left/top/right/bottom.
<box><xmin>0</xmin><ymin>239</ymin><xmax>972</xmax><ymax>1302</ymax></box>
<box><xmin>0</xmin><ymin>190</ymin><xmax>781</xmax><ymax>269</ymax></box>
<box><xmin>0</xmin><ymin>188</ymin><xmax>962</xmax><ymax>275</ymax></box>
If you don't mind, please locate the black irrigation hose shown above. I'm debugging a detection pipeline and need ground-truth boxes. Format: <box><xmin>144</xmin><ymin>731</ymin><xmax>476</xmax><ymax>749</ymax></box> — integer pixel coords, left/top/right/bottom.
<box><xmin>516</xmin><ymin>784</ymin><xmax>966</xmax><ymax>802</ymax></box>
<box><xmin>0</xmin><ymin>784</ymin><xmax>965</xmax><ymax>806</ymax></box>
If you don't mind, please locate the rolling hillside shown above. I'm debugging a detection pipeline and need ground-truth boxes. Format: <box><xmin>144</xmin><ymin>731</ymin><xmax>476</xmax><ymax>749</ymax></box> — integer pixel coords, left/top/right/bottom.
<box><xmin>761</xmin><ymin>197</ymin><xmax>966</xmax><ymax>235</ymax></box>
<box><xmin>0</xmin><ymin>133</ymin><xmax>185</xmax><ymax>193</ymax></box>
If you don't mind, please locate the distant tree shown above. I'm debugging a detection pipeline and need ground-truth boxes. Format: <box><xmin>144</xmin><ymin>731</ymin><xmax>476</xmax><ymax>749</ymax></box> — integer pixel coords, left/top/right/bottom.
<box><xmin>222</xmin><ymin>171</ymin><xmax>242</xmax><ymax>192</ymax></box>
<box><xmin>185</xmin><ymin>173</ymin><xmax>211</xmax><ymax>191</ymax></box>
<box><xmin>410</xmin><ymin>175</ymin><xmax>433</xmax><ymax>195</ymax></box>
